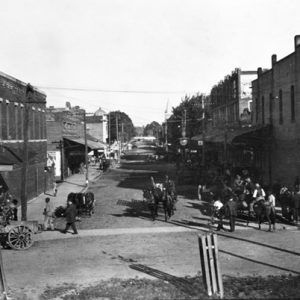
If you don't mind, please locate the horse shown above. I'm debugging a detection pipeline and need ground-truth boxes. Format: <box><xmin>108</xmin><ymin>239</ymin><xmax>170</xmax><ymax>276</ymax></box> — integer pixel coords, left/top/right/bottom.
<box><xmin>278</xmin><ymin>186</ymin><xmax>294</xmax><ymax>221</ymax></box>
<box><xmin>253</xmin><ymin>199</ymin><xmax>276</xmax><ymax>231</ymax></box>
<box><xmin>143</xmin><ymin>188</ymin><xmax>157</xmax><ymax>221</ymax></box>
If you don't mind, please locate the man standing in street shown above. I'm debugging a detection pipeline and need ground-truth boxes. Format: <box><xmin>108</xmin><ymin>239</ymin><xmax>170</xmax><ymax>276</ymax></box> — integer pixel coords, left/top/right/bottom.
<box><xmin>62</xmin><ymin>200</ymin><xmax>78</xmax><ymax>234</ymax></box>
<box><xmin>43</xmin><ymin>197</ymin><xmax>55</xmax><ymax>231</ymax></box>
<box><xmin>225</xmin><ymin>196</ymin><xmax>237</xmax><ymax>232</ymax></box>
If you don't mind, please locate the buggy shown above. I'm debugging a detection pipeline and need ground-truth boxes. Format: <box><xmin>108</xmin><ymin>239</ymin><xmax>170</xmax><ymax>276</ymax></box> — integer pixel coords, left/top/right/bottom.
<box><xmin>55</xmin><ymin>192</ymin><xmax>95</xmax><ymax>218</ymax></box>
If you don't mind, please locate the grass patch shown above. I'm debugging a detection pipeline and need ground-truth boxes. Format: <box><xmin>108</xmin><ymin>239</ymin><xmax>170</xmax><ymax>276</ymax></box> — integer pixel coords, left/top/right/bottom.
<box><xmin>40</xmin><ymin>275</ymin><xmax>300</xmax><ymax>299</ymax></box>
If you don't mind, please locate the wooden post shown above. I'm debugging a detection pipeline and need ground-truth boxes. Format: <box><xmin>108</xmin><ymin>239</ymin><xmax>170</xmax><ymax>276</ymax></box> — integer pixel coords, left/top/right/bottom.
<box><xmin>20</xmin><ymin>84</ymin><xmax>34</xmax><ymax>221</ymax></box>
<box><xmin>0</xmin><ymin>249</ymin><xmax>8</xmax><ymax>300</ymax></box>
<box><xmin>198</xmin><ymin>233</ymin><xmax>224</xmax><ymax>299</ymax></box>
<box><xmin>83</xmin><ymin>111</ymin><xmax>89</xmax><ymax>186</ymax></box>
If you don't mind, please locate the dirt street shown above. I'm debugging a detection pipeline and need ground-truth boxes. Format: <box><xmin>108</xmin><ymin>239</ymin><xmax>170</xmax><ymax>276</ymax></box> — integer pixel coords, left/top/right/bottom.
<box><xmin>3</xmin><ymin>161</ymin><xmax>300</xmax><ymax>299</ymax></box>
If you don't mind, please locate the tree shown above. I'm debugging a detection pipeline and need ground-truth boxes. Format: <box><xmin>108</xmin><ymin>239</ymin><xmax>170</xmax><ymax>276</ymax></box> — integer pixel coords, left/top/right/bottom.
<box><xmin>108</xmin><ymin>111</ymin><xmax>135</xmax><ymax>143</ymax></box>
<box><xmin>167</xmin><ymin>94</ymin><xmax>209</xmax><ymax>147</ymax></box>
<box><xmin>143</xmin><ymin>121</ymin><xmax>163</xmax><ymax>139</ymax></box>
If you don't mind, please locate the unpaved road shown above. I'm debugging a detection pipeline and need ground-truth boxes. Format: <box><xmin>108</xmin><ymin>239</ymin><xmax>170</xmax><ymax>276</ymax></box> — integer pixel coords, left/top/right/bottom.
<box><xmin>3</xmin><ymin>161</ymin><xmax>300</xmax><ymax>299</ymax></box>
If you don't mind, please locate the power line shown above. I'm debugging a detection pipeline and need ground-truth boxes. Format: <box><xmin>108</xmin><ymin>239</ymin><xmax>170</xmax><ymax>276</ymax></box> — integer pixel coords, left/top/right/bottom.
<box><xmin>37</xmin><ymin>86</ymin><xmax>196</xmax><ymax>95</ymax></box>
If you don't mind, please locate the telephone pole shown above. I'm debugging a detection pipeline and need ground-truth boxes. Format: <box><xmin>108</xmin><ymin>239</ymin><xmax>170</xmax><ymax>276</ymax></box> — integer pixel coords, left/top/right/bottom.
<box><xmin>20</xmin><ymin>84</ymin><xmax>34</xmax><ymax>221</ymax></box>
<box><xmin>84</xmin><ymin>111</ymin><xmax>89</xmax><ymax>186</ymax></box>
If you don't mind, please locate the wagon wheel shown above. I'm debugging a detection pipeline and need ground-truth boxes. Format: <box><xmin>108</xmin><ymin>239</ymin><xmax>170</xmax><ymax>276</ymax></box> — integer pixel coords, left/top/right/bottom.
<box><xmin>8</xmin><ymin>225</ymin><xmax>33</xmax><ymax>250</ymax></box>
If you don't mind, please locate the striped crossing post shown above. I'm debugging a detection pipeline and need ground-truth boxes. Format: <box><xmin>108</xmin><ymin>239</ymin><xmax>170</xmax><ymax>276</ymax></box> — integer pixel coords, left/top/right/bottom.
<box><xmin>198</xmin><ymin>233</ymin><xmax>224</xmax><ymax>299</ymax></box>
<box><xmin>0</xmin><ymin>249</ymin><xmax>7</xmax><ymax>300</ymax></box>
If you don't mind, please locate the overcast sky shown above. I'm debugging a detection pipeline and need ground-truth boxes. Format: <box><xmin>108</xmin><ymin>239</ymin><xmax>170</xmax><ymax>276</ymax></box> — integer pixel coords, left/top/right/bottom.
<box><xmin>1</xmin><ymin>0</ymin><xmax>299</xmax><ymax>126</ymax></box>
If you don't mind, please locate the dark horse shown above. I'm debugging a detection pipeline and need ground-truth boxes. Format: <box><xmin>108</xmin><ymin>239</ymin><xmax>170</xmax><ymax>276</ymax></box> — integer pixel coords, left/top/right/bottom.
<box><xmin>143</xmin><ymin>187</ymin><xmax>174</xmax><ymax>222</ymax></box>
<box><xmin>278</xmin><ymin>187</ymin><xmax>294</xmax><ymax>222</ymax></box>
<box><xmin>143</xmin><ymin>188</ymin><xmax>157</xmax><ymax>221</ymax></box>
<box><xmin>253</xmin><ymin>199</ymin><xmax>276</xmax><ymax>231</ymax></box>
<box><xmin>67</xmin><ymin>192</ymin><xmax>95</xmax><ymax>216</ymax></box>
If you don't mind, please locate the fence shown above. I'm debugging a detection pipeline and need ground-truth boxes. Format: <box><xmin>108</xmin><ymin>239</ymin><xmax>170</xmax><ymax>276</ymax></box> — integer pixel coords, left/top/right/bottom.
<box><xmin>198</xmin><ymin>233</ymin><xmax>224</xmax><ymax>298</ymax></box>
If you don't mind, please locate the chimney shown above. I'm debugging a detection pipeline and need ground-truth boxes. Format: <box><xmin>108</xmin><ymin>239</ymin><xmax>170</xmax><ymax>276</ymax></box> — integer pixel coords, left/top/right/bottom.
<box><xmin>294</xmin><ymin>35</ymin><xmax>300</xmax><ymax>49</ymax></box>
<box><xmin>271</xmin><ymin>54</ymin><xmax>277</xmax><ymax>67</ymax></box>
<box><xmin>257</xmin><ymin>67</ymin><xmax>262</xmax><ymax>77</ymax></box>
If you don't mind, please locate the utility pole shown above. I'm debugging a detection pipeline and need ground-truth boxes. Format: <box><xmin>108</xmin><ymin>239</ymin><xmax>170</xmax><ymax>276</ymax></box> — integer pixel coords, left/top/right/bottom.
<box><xmin>20</xmin><ymin>84</ymin><xmax>34</xmax><ymax>221</ymax></box>
<box><xmin>108</xmin><ymin>113</ymin><xmax>111</xmax><ymax>146</ymax></box>
<box><xmin>201</xmin><ymin>96</ymin><xmax>206</xmax><ymax>167</ymax></box>
<box><xmin>84</xmin><ymin>111</ymin><xmax>89</xmax><ymax>186</ymax></box>
<box><xmin>165</xmin><ymin>120</ymin><xmax>168</xmax><ymax>152</ymax></box>
<box><xmin>121</xmin><ymin>122</ymin><xmax>124</xmax><ymax>150</ymax></box>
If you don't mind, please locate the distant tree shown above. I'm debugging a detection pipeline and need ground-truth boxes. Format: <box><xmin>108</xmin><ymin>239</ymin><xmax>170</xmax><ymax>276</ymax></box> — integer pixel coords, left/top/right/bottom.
<box><xmin>108</xmin><ymin>111</ymin><xmax>135</xmax><ymax>143</ymax></box>
<box><xmin>167</xmin><ymin>94</ymin><xmax>209</xmax><ymax>146</ymax></box>
<box><xmin>143</xmin><ymin>121</ymin><xmax>163</xmax><ymax>139</ymax></box>
<box><xmin>134</xmin><ymin>126</ymin><xmax>144</xmax><ymax>136</ymax></box>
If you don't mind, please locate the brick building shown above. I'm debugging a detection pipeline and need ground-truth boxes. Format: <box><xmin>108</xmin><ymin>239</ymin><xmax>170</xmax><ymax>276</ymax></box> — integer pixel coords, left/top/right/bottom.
<box><xmin>46</xmin><ymin>103</ymin><xmax>106</xmax><ymax>180</ymax></box>
<box><xmin>192</xmin><ymin>69</ymin><xmax>257</xmax><ymax>174</ymax></box>
<box><xmin>251</xmin><ymin>35</ymin><xmax>300</xmax><ymax>185</ymax></box>
<box><xmin>86</xmin><ymin>107</ymin><xmax>108</xmax><ymax>143</ymax></box>
<box><xmin>0</xmin><ymin>71</ymin><xmax>47</xmax><ymax>200</ymax></box>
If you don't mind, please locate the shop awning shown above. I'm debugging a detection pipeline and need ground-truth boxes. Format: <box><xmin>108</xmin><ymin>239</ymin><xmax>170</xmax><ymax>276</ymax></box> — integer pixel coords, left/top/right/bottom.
<box><xmin>191</xmin><ymin>125</ymin><xmax>272</xmax><ymax>145</ymax></box>
<box><xmin>0</xmin><ymin>150</ymin><xmax>22</xmax><ymax>171</ymax></box>
<box><xmin>64</xmin><ymin>137</ymin><xmax>107</xmax><ymax>150</ymax></box>
<box><xmin>231</xmin><ymin>124</ymin><xmax>272</xmax><ymax>146</ymax></box>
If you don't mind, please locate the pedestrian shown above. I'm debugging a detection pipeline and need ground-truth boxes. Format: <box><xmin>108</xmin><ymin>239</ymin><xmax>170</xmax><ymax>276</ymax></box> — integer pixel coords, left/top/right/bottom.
<box><xmin>62</xmin><ymin>200</ymin><xmax>78</xmax><ymax>234</ymax></box>
<box><xmin>293</xmin><ymin>185</ymin><xmax>300</xmax><ymax>224</ymax></box>
<box><xmin>53</xmin><ymin>182</ymin><xmax>58</xmax><ymax>197</ymax></box>
<box><xmin>10</xmin><ymin>199</ymin><xmax>18</xmax><ymax>221</ymax></box>
<box><xmin>266</xmin><ymin>189</ymin><xmax>276</xmax><ymax>215</ymax></box>
<box><xmin>250</xmin><ymin>183</ymin><xmax>266</xmax><ymax>213</ymax></box>
<box><xmin>43</xmin><ymin>197</ymin><xmax>55</xmax><ymax>231</ymax></box>
<box><xmin>225</xmin><ymin>196</ymin><xmax>237</xmax><ymax>232</ymax></box>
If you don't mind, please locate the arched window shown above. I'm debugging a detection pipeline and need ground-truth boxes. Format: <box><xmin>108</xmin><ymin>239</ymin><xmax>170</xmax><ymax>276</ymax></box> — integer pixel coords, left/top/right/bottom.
<box><xmin>279</xmin><ymin>89</ymin><xmax>283</xmax><ymax>124</ymax></box>
<box><xmin>261</xmin><ymin>96</ymin><xmax>265</xmax><ymax>125</ymax></box>
<box><xmin>255</xmin><ymin>98</ymin><xmax>259</xmax><ymax>123</ymax></box>
<box><xmin>291</xmin><ymin>85</ymin><xmax>295</xmax><ymax>122</ymax></box>
<box><xmin>269</xmin><ymin>93</ymin><xmax>273</xmax><ymax>124</ymax></box>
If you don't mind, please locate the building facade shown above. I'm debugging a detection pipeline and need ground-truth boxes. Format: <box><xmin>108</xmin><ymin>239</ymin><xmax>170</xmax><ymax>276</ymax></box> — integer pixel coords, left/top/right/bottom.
<box><xmin>196</xmin><ymin>69</ymin><xmax>257</xmax><ymax>174</ymax></box>
<box><xmin>46</xmin><ymin>103</ymin><xmax>106</xmax><ymax>179</ymax></box>
<box><xmin>85</xmin><ymin>107</ymin><xmax>108</xmax><ymax>143</ymax></box>
<box><xmin>251</xmin><ymin>36</ymin><xmax>300</xmax><ymax>185</ymax></box>
<box><xmin>0</xmin><ymin>71</ymin><xmax>47</xmax><ymax>200</ymax></box>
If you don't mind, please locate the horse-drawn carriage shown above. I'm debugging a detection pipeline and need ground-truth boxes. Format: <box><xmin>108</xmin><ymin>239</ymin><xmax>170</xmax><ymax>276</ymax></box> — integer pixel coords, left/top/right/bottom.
<box><xmin>55</xmin><ymin>192</ymin><xmax>95</xmax><ymax>218</ymax></box>
<box><xmin>143</xmin><ymin>179</ymin><xmax>177</xmax><ymax>222</ymax></box>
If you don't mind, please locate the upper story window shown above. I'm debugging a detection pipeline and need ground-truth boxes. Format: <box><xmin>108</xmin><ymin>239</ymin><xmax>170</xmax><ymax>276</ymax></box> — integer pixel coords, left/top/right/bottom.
<box><xmin>261</xmin><ymin>96</ymin><xmax>265</xmax><ymax>125</ymax></box>
<box><xmin>255</xmin><ymin>98</ymin><xmax>259</xmax><ymax>124</ymax></box>
<box><xmin>269</xmin><ymin>93</ymin><xmax>273</xmax><ymax>124</ymax></box>
<box><xmin>291</xmin><ymin>85</ymin><xmax>295</xmax><ymax>123</ymax></box>
<box><xmin>279</xmin><ymin>89</ymin><xmax>283</xmax><ymax>125</ymax></box>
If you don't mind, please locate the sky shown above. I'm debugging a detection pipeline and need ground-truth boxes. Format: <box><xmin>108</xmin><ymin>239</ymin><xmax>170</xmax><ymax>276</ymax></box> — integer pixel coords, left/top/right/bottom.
<box><xmin>0</xmin><ymin>0</ymin><xmax>300</xmax><ymax>126</ymax></box>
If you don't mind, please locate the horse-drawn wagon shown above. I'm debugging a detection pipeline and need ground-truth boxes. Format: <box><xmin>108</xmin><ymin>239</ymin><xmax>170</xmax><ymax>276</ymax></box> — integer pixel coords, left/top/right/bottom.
<box><xmin>55</xmin><ymin>192</ymin><xmax>95</xmax><ymax>218</ymax></box>
<box><xmin>0</xmin><ymin>206</ymin><xmax>36</xmax><ymax>250</ymax></box>
<box><xmin>143</xmin><ymin>179</ymin><xmax>176</xmax><ymax>222</ymax></box>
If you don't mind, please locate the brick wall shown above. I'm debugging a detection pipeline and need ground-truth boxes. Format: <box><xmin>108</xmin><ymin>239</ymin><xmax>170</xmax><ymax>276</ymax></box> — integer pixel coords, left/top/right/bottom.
<box><xmin>252</xmin><ymin>41</ymin><xmax>300</xmax><ymax>185</ymax></box>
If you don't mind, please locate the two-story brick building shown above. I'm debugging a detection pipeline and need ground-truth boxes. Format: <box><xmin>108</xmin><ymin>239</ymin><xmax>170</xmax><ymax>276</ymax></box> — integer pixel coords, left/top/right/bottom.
<box><xmin>192</xmin><ymin>69</ymin><xmax>258</xmax><ymax>175</ymax></box>
<box><xmin>46</xmin><ymin>103</ymin><xmax>106</xmax><ymax>180</ymax></box>
<box><xmin>0</xmin><ymin>71</ymin><xmax>47</xmax><ymax>200</ymax></box>
<box><xmin>250</xmin><ymin>35</ymin><xmax>300</xmax><ymax>185</ymax></box>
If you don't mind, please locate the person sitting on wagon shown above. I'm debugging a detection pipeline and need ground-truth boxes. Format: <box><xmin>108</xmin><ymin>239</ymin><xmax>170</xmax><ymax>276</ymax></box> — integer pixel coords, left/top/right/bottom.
<box><xmin>250</xmin><ymin>183</ymin><xmax>266</xmax><ymax>213</ymax></box>
<box><xmin>233</xmin><ymin>174</ymin><xmax>244</xmax><ymax>196</ymax></box>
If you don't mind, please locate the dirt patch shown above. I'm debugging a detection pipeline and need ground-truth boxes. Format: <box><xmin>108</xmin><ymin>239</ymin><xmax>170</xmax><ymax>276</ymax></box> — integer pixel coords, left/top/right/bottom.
<box><xmin>39</xmin><ymin>275</ymin><xmax>300</xmax><ymax>300</ymax></box>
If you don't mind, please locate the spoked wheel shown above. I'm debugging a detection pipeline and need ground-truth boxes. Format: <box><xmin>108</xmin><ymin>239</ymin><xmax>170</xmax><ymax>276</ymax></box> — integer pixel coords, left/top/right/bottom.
<box><xmin>8</xmin><ymin>225</ymin><xmax>33</xmax><ymax>250</ymax></box>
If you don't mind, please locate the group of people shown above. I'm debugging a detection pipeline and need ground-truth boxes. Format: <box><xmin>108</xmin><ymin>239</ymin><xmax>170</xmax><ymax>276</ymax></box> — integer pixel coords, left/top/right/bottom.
<box><xmin>43</xmin><ymin>197</ymin><xmax>79</xmax><ymax>234</ymax></box>
<box><xmin>0</xmin><ymin>185</ymin><xmax>18</xmax><ymax>223</ymax></box>
<box><xmin>198</xmin><ymin>169</ymin><xmax>279</xmax><ymax>232</ymax></box>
